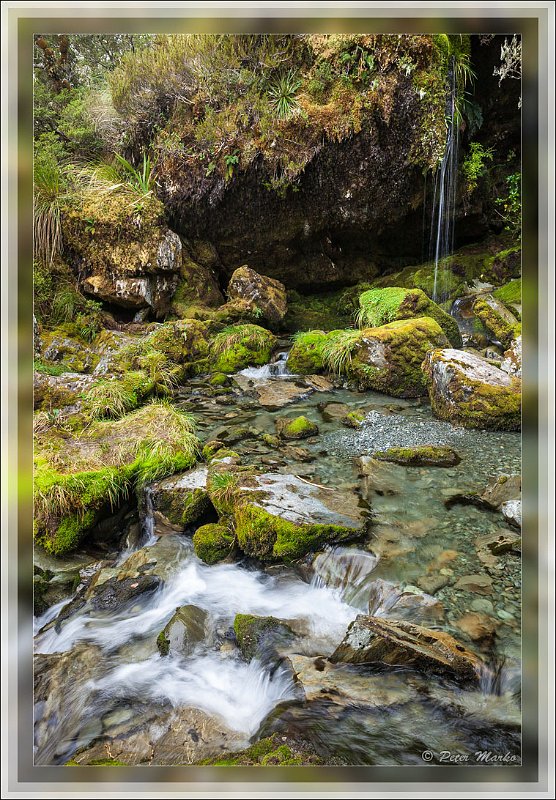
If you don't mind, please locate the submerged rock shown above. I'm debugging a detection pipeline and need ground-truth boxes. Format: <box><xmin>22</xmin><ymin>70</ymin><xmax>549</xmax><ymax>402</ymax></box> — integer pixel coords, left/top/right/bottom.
<box><xmin>372</xmin><ymin>445</ymin><xmax>461</xmax><ymax>467</ymax></box>
<box><xmin>233</xmin><ymin>374</ymin><xmax>332</xmax><ymax>410</ymax></box>
<box><xmin>192</xmin><ymin>523</ymin><xmax>235</xmax><ymax>564</ymax></box>
<box><xmin>367</xmin><ymin>579</ymin><xmax>444</xmax><ymax>621</ymax></box>
<box><xmin>157</xmin><ymin>605</ymin><xmax>207</xmax><ymax>657</ymax></box>
<box><xmin>227</xmin><ymin>266</ymin><xmax>287</xmax><ymax>327</ymax></box>
<box><xmin>89</xmin><ymin>574</ymin><xmax>162</xmax><ymax>611</ymax></box>
<box><xmin>422</xmin><ymin>348</ymin><xmax>521</xmax><ymax>430</ymax></box>
<box><xmin>330</xmin><ymin>615</ymin><xmax>483</xmax><ymax>684</ymax></box>
<box><xmin>454</xmin><ymin>613</ymin><xmax>499</xmax><ymax>644</ymax></box>
<box><xmin>275</xmin><ymin>415</ymin><xmax>319</xmax><ymax>440</ymax></box>
<box><xmin>151</xmin><ymin>467</ymin><xmax>211</xmax><ymax>530</ymax></box>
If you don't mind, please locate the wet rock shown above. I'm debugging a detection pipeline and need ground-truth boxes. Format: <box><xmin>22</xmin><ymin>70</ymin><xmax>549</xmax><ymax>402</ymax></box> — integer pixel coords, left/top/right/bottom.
<box><xmin>41</xmin><ymin>333</ymin><xmax>99</xmax><ymax>374</ymax></box>
<box><xmin>34</xmin><ymin>370</ymin><xmax>94</xmax><ymax>411</ymax></box>
<box><xmin>193</xmin><ymin>523</ymin><xmax>235</xmax><ymax>564</ymax></box>
<box><xmin>480</xmin><ymin>474</ymin><xmax>521</xmax><ymax>509</ymax></box>
<box><xmin>275</xmin><ymin>415</ymin><xmax>319</xmax><ymax>440</ymax></box>
<box><xmin>148</xmin><ymin>468</ymin><xmax>211</xmax><ymax>530</ymax></box>
<box><xmin>233</xmin><ymin>613</ymin><xmax>295</xmax><ymax>663</ymax></box>
<box><xmin>89</xmin><ymin>574</ymin><xmax>161</xmax><ymax>611</ymax></box>
<box><xmin>500</xmin><ymin>335</ymin><xmax>522</xmax><ymax>378</ymax></box>
<box><xmin>453</xmin><ymin>574</ymin><xmax>493</xmax><ymax>595</ymax></box>
<box><xmin>280</xmin><ymin>445</ymin><xmax>314</xmax><ymax>463</ymax></box>
<box><xmin>343</xmin><ymin>409</ymin><xmax>366</xmax><ymax>428</ymax></box>
<box><xmin>422</xmin><ymin>348</ymin><xmax>521</xmax><ymax>430</ymax></box>
<box><xmin>454</xmin><ymin>613</ymin><xmax>499</xmax><ymax>644</ymax></box>
<box><xmin>318</xmin><ymin>401</ymin><xmax>350</xmax><ymax>421</ymax></box>
<box><xmin>235</xmin><ymin>472</ymin><xmax>369</xmax><ymax>562</ymax></box>
<box><xmin>372</xmin><ymin>445</ymin><xmax>461</xmax><ymax>467</ymax></box>
<box><xmin>233</xmin><ymin>374</ymin><xmax>332</xmax><ymax>410</ymax></box>
<box><xmin>476</xmin><ymin>529</ymin><xmax>521</xmax><ymax>556</ymax></box>
<box><xmin>157</xmin><ymin>605</ymin><xmax>207</xmax><ymax>657</ymax></box>
<box><xmin>227</xmin><ymin>266</ymin><xmax>287</xmax><ymax>327</ymax></box>
<box><xmin>415</xmin><ymin>574</ymin><xmax>452</xmax><ymax>595</ymax></box>
<box><xmin>197</xmin><ymin>732</ymin><xmax>322</xmax><ymax>766</ymax></box>
<box><xmin>359</xmin><ymin>456</ymin><xmax>406</xmax><ymax>496</ymax></box>
<box><xmin>501</xmin><ymin>499</ymin><xmax>521</xmax><ymax>529</ymax></box>
<box><xmin>330</xmin><ymin>616</ymin><xmax>483</xmax><ymax>684</ymax></box>
<box><xmin>472</xmin><ymin>294</ymin><xmax>519</xmax><ymax>348</ymax></box>
<box><xmin>367</xmin><ymin>579</ymin><xmax>444</xmax><ymax>621</ymax></box>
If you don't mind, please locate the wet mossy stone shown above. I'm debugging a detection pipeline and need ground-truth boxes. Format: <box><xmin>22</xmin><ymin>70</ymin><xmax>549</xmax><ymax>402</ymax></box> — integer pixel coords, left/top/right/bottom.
<box><xmin>233</xmin><ymin>613</ymin><xmax>295</xmax><ymax>662</ymax></box>
<box><xmin>147</xmin><ymin>319</ymin><xmax>210</xmax><ymax>366</ymax></box>
<box><xmin>227</xmin><ymin>266</ymin><xmax>287</xmax><ymax>328</ymax></box>
<box><xmin>343</xmin><ymin>409</ymin><xmax>366</xmax><ymax>428</ymax></box>
<box><xmin>41</xmin><ymin>329</ymin><xmax>99</xmax><ymax>374</ymax></box>
<box><xmin>357</xmin><ymin>287</ymin><xmax>462</xmax><ymax>347</ymax></box>
<box><xmin>492</xmin><ymin>278</ymin><xmax>521</xmax><ymax>309</ymax></box>
<box><xmin>151</xmin><ymin>467</ymin><xmax>210</xmax><ymax>529</ymax></box>
<box><xmin>209</xmin><ymin>324</ymin><xmax>277</xmax><ymax>374</ymax></box>
<box><xmin>287</xmin><ymin>330</ymin><xmax>327</xmax><ymax>374</ymax></box>
<box><xmin>471</xmin><ymin>295</ymin><xmax>520</xmax><ymax>348</ymax></box>
<box><xmin>275</xmin><ymin>415</ymin><xmax>319</xmax><ymax>440</ymax></box>
<box><xmin>157</xmin><ymin>604</ymin><xmax>208</xmax><ymax>656</ymax></box>
<box><xmin>198</xmin><ymin>733</ymin><xmax>322</xmax><ymax>766</ymax></box>
<box><xmin>422</xmin><ymin>348</ymin><xmax>521</xmax><ymax>431</ymax></box>
<box><xmin>373</xmin><ymin>445</ymin><xmax>461</xmax><ymax>467</ymax></box>
<box><xmin>192</xmin><ymin>523</ymin><xmax>235</xmax><ymax>564</ymax></box>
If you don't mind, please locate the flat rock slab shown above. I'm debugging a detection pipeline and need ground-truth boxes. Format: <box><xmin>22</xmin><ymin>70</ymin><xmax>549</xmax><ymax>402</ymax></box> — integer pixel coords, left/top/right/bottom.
<box><xmin>232</xmin><ymin>375</ymin><xmax>333</xmax><ymax>409</ymax></box>
<box><xmin>243</xmin><ymin>472</ymin><xmax>367</xmax><ymax>531</ymax></box>
<box><xmin>330</xmin><ymin>615</ymin><xmax>483</xmax><ymax>684</ymax></box>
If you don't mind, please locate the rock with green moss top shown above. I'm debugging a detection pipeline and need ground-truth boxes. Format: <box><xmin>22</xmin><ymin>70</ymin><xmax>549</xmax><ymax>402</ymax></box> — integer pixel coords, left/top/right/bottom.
<box><xmin>493</xmin><ymin>278</ymin><xmax>521</xmax><ymax>308</ymax></box>
<box><xmin>209</xmin><ymin>324</ymin><xmax>277</xmax><ymax>373</ymax></box>
<box><xmin>193</xmin><ymin>523</ymin><xmax>235</xmax><ymax>564</ymax></box>
<box><xmin>34</xmin><ymin>371</ymin><xmax>90</xmax><ymax>411</ymax></box>
<box><xmin>422</xmin><ymin>348</ymin><xmax>521</xmax><ymax>431</ymax></box>
<box><xmin>233</xmin><ymin>472</ymin><xmax>368</xmax><ymax>562</ymax></box>
<box><xmin>34</xmin><ymin>402</ymin><xmax>200</xmax><ymax>554</ymax></box>
<box><xmin>472</xmin><ymin>295</ymin><xmax>519</xmax><ymax>347</ymax></box>
<box><xmin>233</xmin><ymin>613</ymin><xmax>295</xmax><ymax>661</ymax></box>
<box><xmin>373</xmin><ymin>445</ymin><xmax>461</xmax><ymax>467</ymax></box>
<box><xmin>275</xmin><ymin>415</ymin><xmax>319</xmax><ymax>440</ymax></box>
<box><xmin>287</xmin><ymin>330</ymin><xmax>328</xmax><ymax>374</ymax></box>
<box><xmin>350</xmin><ymin>317</ymin><xmax>449</xmax><ymax>397</ymax></box>
<box><xmin>198</xmin><ymin>733</ymin><xmax>322</xmax><ymax>766</ymax></box>
<box><xmin>41</xmin><ymin>330</ymin><xmax>99</xmax><ymax>374</ymax></box>
<box><xmin>357</xmin><ymin>287</ymin><xmax>462</xmax><ymax>346</ymax></box>
<box><xmin>227</xmin><ymin>266</ymin><xmax>287</xmax><ymax>327</ymax></box>
<box><xmin>171</xmin><ymin>250</ymin><xmax>224</xmax><ymax>319</ymax></box>
<box><xmin>206</xmin><ymin>456</ymin><xmax>256</xmax><ymax>516</ymax></box>
<box><xmin>157</xmin><ymin>604</ymin><xmax>207</xmax><ymax>656</ymax></box>
<box><xmin>208</xmin><ymin>372</ymin><xmax>230</xmax><ymax>387</ymax></box>
<box><xmin>150</xmin><ymin>467</ymin><xmax>211</xmax><ymax>530</ymax></box>
<box><xmin>148</xmin><ymin>319</ymin><xmax>210</xmax><ymax>365</ymax></box>
<box><xmin>483</xmin><ymin>246</ymin><xmax>521</xmax><ymax>284</ymax></box>
<box><xmin>343</xmin><ymin>409</ymin><xmax>366</xmax><ymax>428</ymax></box>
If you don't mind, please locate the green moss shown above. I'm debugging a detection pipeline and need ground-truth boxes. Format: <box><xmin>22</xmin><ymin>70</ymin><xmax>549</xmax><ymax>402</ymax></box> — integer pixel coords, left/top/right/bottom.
<box><xmin>493</xmin><ymin>278</ymin><xmax>521</xmax><ymax>306</ymax></box>
<box><xmin>193</xmin><ymin>523</ymin><xmax>235</xmax><ymax>564</ymax></box>
<box><xmin>343</xmin><ymin>409</ymin><xmax>366</xmax><ymax>428</ymax></box>
<box><xmin>472</xmin><ymin>296</ymin><xmax>518</xmax><ymax>348</ymax></box>
<box><xmin>288</xmin><ymin>331</ymin><xmax>328</xmax><ymax>374</ymax></box>
<box><xmin>373</xmin><ymin>445</ymin><xmax>461</xmax><ymax>467</ymax></box>
<box><xmin>66</xmin><ymin>758</ymin><xmax>129</xmax><ymax>766</ymax></box>
<box><xmin>156</xmin><ymin>629</ymin><xmax>170</xmax><ymax>656</ymax></box>
<box><xmin>210</xmin><ymin>324</ymin><xmax>276</xmax><ymax>373</ymax></box>
<box><xmin>155</xmin><ymin>486</ymin><xmax>211</xmax><ymax>528</ymax></box>
<box><xmin>198</xmin><ymin>734</ymin><xmax>321</xmax><ymax>766</ymax></box>
<box><xmin>283</xmin><ymin>289</ymin><xmax>353</xmax><ymax>333</ymax></box>
<box><xmin>235</xmin><ymin>503</ymin><xmax>358</xmax><ymax>563</ymax></box>
<box><xmin>357</xmin><ymin>287</ymin><xmax>462</xmax><ymax>346</ymax></box>
<box><xmin>275</xmin><ymin>415</ymin><xmax>319</xmax><ymax>440</ymax></box>
<box><xmin>40</xmin><ymin>329</ymin><xmax>99</xmax><ymax>374</ymax></box>
<box><xmin>233</xmin><ymin>613</ymin><xmax>295</xmax><ymax>660</ymax></box>
<box><xmin>261</xmin><ymin>746</ymin><xmax>294</xmax><ymax>765</ymax></box>
<box><xmin>148</xmin><ymin>319</ymin><xmax>210</xmax><ymax>365</ymax></box>
<box><xmin>208</xmin><ymin>372</ymin><xmax>230</xmax><ymax>387</ymax></box>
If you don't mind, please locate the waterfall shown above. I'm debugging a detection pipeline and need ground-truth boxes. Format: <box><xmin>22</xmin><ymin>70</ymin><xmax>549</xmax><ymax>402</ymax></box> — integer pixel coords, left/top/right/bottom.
<box><xmin>140</xmin><ymin>485</ymin><xmax>158</xmax><ymax>547</ymax></box>
<box><xmin>237</xmin><ymin>350</ymin><xmax>291</xmax><ymax>381</ymax></box>
<box><xmin>429</xmin><ymin>59</ymin><xmax>460</xmax><ymax>303</ymax></box>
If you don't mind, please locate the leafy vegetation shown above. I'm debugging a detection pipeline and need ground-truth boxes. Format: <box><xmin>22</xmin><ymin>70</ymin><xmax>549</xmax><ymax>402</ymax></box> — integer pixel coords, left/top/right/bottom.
<box><xmin>495</xmin><ymin>172</ymin><xmax>521</xmax><ymax>238</ymax></box>
<box><xmin>461</xmin><ymin>142</ymin><xmax>494</xmax><ymax>194</ymax></box>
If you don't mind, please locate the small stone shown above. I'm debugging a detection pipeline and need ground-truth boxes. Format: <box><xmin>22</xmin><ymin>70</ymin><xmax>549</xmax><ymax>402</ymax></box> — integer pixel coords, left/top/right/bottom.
<box><xmin>470</xmin><ymin>598</ymin><xmax>495</xmax><ymax>613</ymax></box>
<box><xmin>497</xmin><ymin>609</ymin><xmax>515</xmax><ymax>621</ymax></box>
<box><xmin>454</xmin><ymin>574</ymin><xmax>493</xmax><ymax>594</ymax></box>
<box><xmin>454</xmin><ymin>613</ymin><xmax>498</xmax><ymax>642</ymax></box>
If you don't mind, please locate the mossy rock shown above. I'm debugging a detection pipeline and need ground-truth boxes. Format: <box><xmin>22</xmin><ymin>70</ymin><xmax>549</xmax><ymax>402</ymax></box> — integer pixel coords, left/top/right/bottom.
<box><xmin>147</xmin><ymin>319</ymin><xmax>210</xmax><ymax>366</ymax></box>
<box><xmin>283</xmin><ymin>290</ymin><xmax>353</xmax><ymax>333</ymax></box>
<box><xmin>170</xmin><ymin>252</ymin><xmax>224</xmax><ymax>318</ymax></box>
<box><xmin>41</xmin><ymin>330</ymin><xmax>99</xmax><ymax>374</ymax></box>
<box><xmin>275</xmin><ymin>415</ymin><xmax>319</xmax><ymax>440</ymax></box>
<box><xmin>151</xmin><ymin>467</ymin><xmax>210</xmax><ymax>529</ymax></box>
<box><xmin>157</xmin><ymin>604</ymin><xmax>207</xmax><ymax>656</ymax></box>
<box><xmin>422</xmin><ymin>348</ymin><xmax>521</xmax><ymax>431</ymax></box>
<box><xmin>233</xmin><ymin>613</ymin><xmax>295</xmax><ymax>661</ymax></box>
<box><xmin>343</xmin><ymin>409</ymin><xmax>366</xmax><ymax>428</ymax></box>
<box><xmin>208</xmin><ymin>372</ymin><xmax>230</xmax><ymax>387</ymax></box>
<box><xmin>209</xmin><ymin>324</ymin><xmax>277</xmax><ymax>373</ymax></box>
<box><xmin>34</xmin><ymin>373</ymin><xmax>82</xmax><ymax>411</ymax></box>
<box><xmin>34</xmin><ymin>402</ymin><xmax>200</xmax><ymax>554</ymax></box>
<box><xmin>198</xmin><ymin>734</ymin><xmax>322</xmax><ymax>766</ymax></box>
<box><xmin>287</xmin><ymin>331</ymin><xmax>328</xmax><ymax>374</ymax></box>
<box><xmin>350</xmin><ymin>317</ymin><xmax>449</xmax><ymax>397</ymax></box>
<box><xmin>472</xmin><ymin>295</ymin><xmax>519</xmax><ymax>348</ymax></box>
<box><xmin>193</xmin><ymin>523</ymin><xmax>235</xmax><ymax>564</ymax></box>
<box><xmin>227</xmin><ymin>266</ymin><xmax>287</xmax><ymax>328</ymax></box>
<box><xmin>357</xmin><ymin>287</ymin><xmax>462</xmax><ymax>347</ymax></box>
<box><xmin>373</xmin><ymin>445</ymin><xmax>461</xmax><ymax>467</ymax></box>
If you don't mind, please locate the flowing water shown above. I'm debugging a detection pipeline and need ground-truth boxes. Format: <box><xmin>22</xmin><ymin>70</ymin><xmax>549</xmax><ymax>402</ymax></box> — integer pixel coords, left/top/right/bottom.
<box><xmin>34</xmin><ymin>352</ymin><xmax>522</xmax><ymax>766</ymax></box>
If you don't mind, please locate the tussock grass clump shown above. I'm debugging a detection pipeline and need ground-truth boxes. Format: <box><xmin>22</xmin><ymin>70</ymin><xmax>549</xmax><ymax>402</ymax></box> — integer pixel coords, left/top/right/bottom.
<box><xmin>319</xmin><ymin>329</ymin><xmax>362</xmax><ymax>375</ymax></box>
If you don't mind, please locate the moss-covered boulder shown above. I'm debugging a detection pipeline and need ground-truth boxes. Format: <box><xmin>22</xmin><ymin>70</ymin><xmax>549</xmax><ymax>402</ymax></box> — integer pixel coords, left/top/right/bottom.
<box><xmin>34</xmin><ymin>401</ymin><xmax>200</xmax><ymax>554</ymax></box>
<box><xmin>493</xmin><ymin>278</ymin><xmax>521</xmax><ymax>310</ymax></box>
<box><xmin>209</xmin><ymin>324</ymin><xmax>277</xmax><ymax>373</ymax></box>
<box><xmin>171</xmin><ymin>249</ymin><xmax>224</xmax><ymax>318</ymax></box>
<box><xmin>275</xmin><ymin>415</ymin><xmax>319</xmax><ymax>440</ymax></box>
<box><xmin>34</xmin><ymin>371</ymin><xmax>91</xmax><ymax>412</ymax></box>
<box><xmin>357</xmin><ymin>287</ymin><xmax>462</xmax><ymax>346</ymax></box>
<box><xmin>64</xmin><ymin>190</ymin><xmax>181</xmax><ymax>317</ymax></box>
<box><xmin>233</xmin><ymin>613</ymin><xmax>295</xmax><ymax>661</ymax></box>
<box><xmin>373</xmin><ymin>445</ymin><xmax>461</xmax><ymax>467</ymax></box>
<box><xmin>233</xmin><ymin>472</ymin><xmax>369</xmax><ymax>563</ymax></box>
<box><xmin>156</xmin><ymin>605</ymin><xmax>207</xmax><ymax>656</ymax></box>
<box><xmin>286</xmin><ymin>331</ymin><xmax>328</xmax><ymax>374</ymax></box>
<box><xmin>422</xmin><ymin>348</ymin><xmax>521</xmax><ymax>430</ymax></box>
<box><xmin>150</xmin><ymin>467</ymin><xmax>211</xmax><ymax>529</ymax></box>
<box><xmin>471</xmin><ymin>294</ymin><xmax>520</xmax><ymax>347</ymax></box>
<box><xmin>41</xmin><ymin>329</ymin><xmax>99</xmax><ymax>374</ymax></box>
<box><xmin>350</xmin><ymin>317</ymin><xmax>449</xmax><ymax>397</ymax></box>
<box><xmin>147</xmin><ymin>319</ymin><xmax>210</xmax><ymax>365</ymax></box>
<box><xmin>192</xmin><ymin>523</ymin><xmax>235</xmax><ymax>564</ymax></box>
<box><xmin>343</xmin><ymin>409</ymin><xmax>366</xmax><ymax>428</ymax></box>
<box><xmin>227</xmin><ymin>266</ymin><xmax>287</xmax><ymax>327</ymax></box>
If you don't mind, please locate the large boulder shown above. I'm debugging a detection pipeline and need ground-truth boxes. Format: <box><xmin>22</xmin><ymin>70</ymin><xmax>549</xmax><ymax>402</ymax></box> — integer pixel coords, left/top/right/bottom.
<box><xmin>422</xmin><ymin>348</ymin><xmax>521</xmax><ymax>430</ymax></box>
<box><xmin>233</xmin><ymin>613</ymin><xmax>295</xmax><ymax>662</ymax></box>
<box><xmin>471</xmin><ymin>294</ymin><xmax>520</xmax><ymax>347</ymax></box>
<box><xmin>150</xmin><ymin>467</ymin><xmax>211</xmax><ymax>530</ymax></box>
<box><xmin>330</xmin><ymin>615</ymin><xmax>483</xmax><ymax>684</ymax></box>
<box><xmin>357</xmin><ymin>287</ymin><xmax>462</xmax><ymax>347</ymax></box>
<box><xmin>227</xmin><ymin>266</ymin><xmax>287</xmax><ymax>327</ymax></box>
